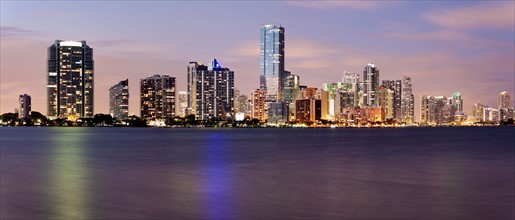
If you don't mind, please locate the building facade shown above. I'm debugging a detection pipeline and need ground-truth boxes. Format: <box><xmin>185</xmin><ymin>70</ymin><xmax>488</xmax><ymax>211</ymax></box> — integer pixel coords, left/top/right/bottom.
<box><xmin>382</xmin><ymin>80</ymin><xmax>402</xmax><ymax>121</ymax></box>
<box><xmin>188</xmin><ymin>59</ymin><xmax>234</xmax><ymax>121</ymax></box>
<box><xmin>363</xmin><ymin>63</ymin><xmax>380</xmax><ymax>106</ymax></box>
<box><xmin>260</xmin><ymin>24</ymin><xmax>285</xmax><ymax>102</ymax></box>
<box><xmin>252</xmin><ymin>89</ymin><xmax>266</xmax><ymax>122</ymax></box>
<box><xmin>19</xmin><ymin>94</ymin><xmax>31</xmax><ymax>120</ymax></box>
<box><xmin>109</xmin><ymin>79</ymin><xmax>129</xmax><ymax>119</ymax></box>
<box><xmin>177</xmin><ymin>91</ymin><xmax>188</xmax><ymax>117</ymax></box>
<box><xmin>140</xmin><ymin>75</ymin><xmax>176</xmax><ymax>122</ymax></box>
<box><xmin>47</xmin><ymin>40</ymin><xmax>94</xmax><ymax>120</ymax></box>
<box><xmin>401</xmin><ymin>76</ymin><xmax>415</xmax><ymax>124</ymax></box>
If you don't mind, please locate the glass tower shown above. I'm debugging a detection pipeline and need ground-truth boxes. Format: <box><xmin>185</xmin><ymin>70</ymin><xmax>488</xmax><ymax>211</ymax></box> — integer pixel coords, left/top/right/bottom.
<box><xmin>47</xmin><ymin>40</ymin><xmax>94</xmax><ymax>120</ymax></box>
<box><xmin>109</xmin><ymin>79</ymin><xmax>129</xmax><ymax>119</ymax></box>
<box><xmin>363</xmin><ymin>63</ymin><xmax>379</xmax><ymax>106</ymax></box>
<box><xmin>260</xmin><ymin>24</ymin><xmax>285</xmax><ymax>102</ymax></box>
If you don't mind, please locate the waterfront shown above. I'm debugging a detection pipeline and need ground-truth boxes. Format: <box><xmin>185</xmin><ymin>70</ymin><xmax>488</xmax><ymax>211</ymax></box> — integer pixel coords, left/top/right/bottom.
<box><xmin>1</xmin><ymin>127</ymin><xmax>514</xmax><ymax>219</ymax></box>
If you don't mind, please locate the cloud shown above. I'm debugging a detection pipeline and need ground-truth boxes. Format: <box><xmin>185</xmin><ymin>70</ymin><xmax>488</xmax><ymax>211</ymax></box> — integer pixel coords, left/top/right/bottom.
<box><xmin>423</xmin><ymin>2</ymin><xmax>515</xmax><ymax>30</ymax></box>
<box><xmin>0</xmin><ymin>26</ymin><xmax>39</xmax><ymax>39</ymax></box>
<box><xmin>286</xmin><ymin>0</ymin><xmax>381</xmax><ymax>10</ymax></box>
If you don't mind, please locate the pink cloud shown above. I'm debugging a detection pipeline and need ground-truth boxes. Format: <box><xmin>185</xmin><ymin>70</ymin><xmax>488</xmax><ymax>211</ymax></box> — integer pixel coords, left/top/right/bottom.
<box><xmin>423</xmin><ymin>2</ymin><xmax>515</xmax><ymax>30</ymax></box>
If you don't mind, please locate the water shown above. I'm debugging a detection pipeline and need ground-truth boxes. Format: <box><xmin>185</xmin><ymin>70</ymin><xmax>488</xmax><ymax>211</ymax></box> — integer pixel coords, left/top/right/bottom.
<box><xmin>1</xmin><ymin>127</ymin><xmax>514</xmax><ymax>220</ymax></box>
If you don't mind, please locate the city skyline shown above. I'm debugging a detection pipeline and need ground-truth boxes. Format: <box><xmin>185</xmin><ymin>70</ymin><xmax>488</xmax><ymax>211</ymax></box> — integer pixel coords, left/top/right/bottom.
<box><xmin>1</xmin><ymin>1</ymin><xmax>514</xmax><ymax>117</ymax></box>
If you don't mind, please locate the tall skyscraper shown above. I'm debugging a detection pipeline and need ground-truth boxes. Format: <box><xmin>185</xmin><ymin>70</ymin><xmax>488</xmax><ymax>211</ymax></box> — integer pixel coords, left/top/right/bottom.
<box><xmin>363</xmin><ymin>63</ymin><xmax>380</xmax><ymax>106</ymax></box>
<box><xmin>140</xmin><ymin>75</ymin><xmax>176</xmax><ymax>122</ymax></box>
<box><xmin>109</xmin><ymin>79</ymin><xmax>129</xmax><ymax>119</ymax></box>
<box><xmin>260</xmin><ymin>24</ymin><xmax>285</xmax><ymax>102</ymax></box>
<box><xmin>377</xmin><ymin>85</ymin><xmax>394</xmax><ymax>119</ymax></box>
<box><xmin>471</xmin><ymin>103</ymin><xmax>485</xmax><ymax>122</ymax></box>
<box><xmin>499</xmin><ymin>91</ymin><xmax>511</xmax><ymax>109</ymax></box>
<box><xmin>382</xmin><ymin>80</ymin><xmax>402</xmax><ymax>121</ymax></box>
<box><xmin>18</xmin><ymin>94</ymin><xmax>31</xmax><ymax>120</ymax></box>
<box><xmin>188</xmin><ymin>59</ymin><xmax>234</xmax><ymax>120</ymax></box>
<box><xmin>47</xmin><ymin>40</ymin><xmax>94</xmax><ymax>120</ymax></box>
<box><xmin>401</xmin><ymin>76</ymin><xmax>415</xmax><ymax>124</ymax></box>
<box><xmin>177</xmin><ymin>91</ymin><xmax>188</xmax><ymax>117</ymax></box>
<box><xmin>451</xmin><ymin>92</ymin><xmax>463</xmax><ymax>112</ymax></box>
<box><xmin>235</xmin><ymin>89</ymin><xmax>250</xmax><ymax>116</ymax></box>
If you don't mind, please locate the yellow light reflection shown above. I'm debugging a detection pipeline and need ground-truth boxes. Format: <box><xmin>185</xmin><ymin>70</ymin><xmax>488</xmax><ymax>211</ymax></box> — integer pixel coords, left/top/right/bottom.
<box><xmin>50</xmin><ymin>128</ymin><xmax>90</xmax><ymax>219</ymax></box>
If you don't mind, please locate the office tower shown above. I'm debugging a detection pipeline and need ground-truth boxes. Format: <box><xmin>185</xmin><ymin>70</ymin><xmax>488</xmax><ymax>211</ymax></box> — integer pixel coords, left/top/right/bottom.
<box><xmin>177</xmin><ymin>91</ymin><xmax>188</xmax><ymax>117</ymax></box>
<box><xmin>483</xmin><ymin>107</ymin><xmax>500</xmax><ymax>122</ymax></box>
<box><xmin>260</xmin><ymin>24</ymin><xmax>285</xmax><ymax>102</ymax></box>
<box><xmin>47</xmin><ymin>40</ymin><xmax>94</xmax><ymax>120</ymax></box>
<box><xmin>322</xmin><ymin>82</ymin><xmax>346</xmax><ymax>121</ymax></box>
<box><xmin>187</xmin><ymin>59</ymin><xmax>234</xmax><ymax>120</ymax></box>
<box><xmin>252</xmin><ymin>89</ymin><xmax>266</xmax><ymax>122</ymax></box>
<box><xmin>421</xmin><ymin>95</ymin><xmax>449</xmax><ymax>125</ymax></box>
<box><xmin>363</xmin><ymin>63</ymin><xmax>379</xmax><ymax>106</ymax></box>
<box><xmin>284</xmin><ymin>73</ymin><xmax>299</xmax><ymax>120</ymax></box>
<box><xmin>377</xmin><ymin>85</ymin><xmax>394</xmax><ymax>119</ymax></box>
<box><xmin>471</xmin><ymin>103</ymin><xmax>485</xmax><ymax>122</ymax></box>
<box><xmin>186</xmin><ymin>62</ymin><xmax>198</xmax><ymax>116</ymax></box>
<box><xmin>382</xmin><ymin>80</ymin><xmax>402</xmax><ymax>121</ymax></box>
<box><xmin>235</xmin><ymin>89</ymin><xmax>250</xmax><ymax>115</ymax></box>
<box><xmin>451</xmin><ymin>92</ymin><xmax>463</xmax><ymax>112</ymax></box>
<box><xmin>499</xmin><ymin>91</ymin><xmax>511</xmax><ymax>109</ymax></box>
<box><xmin>295</xmin><ymin>98</ymin><xmax>322</xmax><ymax>123</ymax></box>
<box><xmin>140</xmin><ymin>74</ymin><xmax>176</xmax><ymax>122</ymax></box>
<box><xmin>342</xmin><ymin>72</ymin><xmax>360</xmax><ymax>107</ymax></box>
<box><xmin>401</xmin><ymin>76</ymin><xmax>415</xmax><ymax>124</ymax></box>
<box><xmin>498</xmin><ymin>91</ymin><xmax>512</xmax><ymax>121</ymax></box>
<box><xmin>109</xmin><ymin>79</ymin><xmax>129</xmax><ymax>119</ymax></box>
<box><xmin>18</xmin><ymin>94</ymin><xmax>31</xmax><ymax>120</ymax></box>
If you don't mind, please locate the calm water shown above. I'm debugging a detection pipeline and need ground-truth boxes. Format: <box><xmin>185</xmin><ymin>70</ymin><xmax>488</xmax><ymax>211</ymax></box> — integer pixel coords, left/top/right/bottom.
<box><xmin>1</xmin><ymin>127</ymin><xmax>514</xmax><ymax>220</ymax></box>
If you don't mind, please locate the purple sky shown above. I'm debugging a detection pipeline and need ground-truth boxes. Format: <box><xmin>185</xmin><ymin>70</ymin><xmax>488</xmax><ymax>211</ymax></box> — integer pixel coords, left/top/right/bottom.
<box><xmin>1</xmin><ymin>1</ymin><xmax>514</xmax><ymax>119</ymax></box>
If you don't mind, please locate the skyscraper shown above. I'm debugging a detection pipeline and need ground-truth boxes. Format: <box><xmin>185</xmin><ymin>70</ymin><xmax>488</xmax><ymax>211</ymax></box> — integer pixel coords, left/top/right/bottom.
<box><xmin>260</xmin><ymin>24</ymin><xmax>285</xmax><ymax>102</ymax></box>
<box><xmin>188</xmin><ymin>59</ymin><xmax>234</xmax><ymax>120</ymax></box>
<box><xmin>382</xmin><ymin>80</ymin><xmax>402</xmax><ymax>121</ymax></box>
<box><xmin>363</xmin><ymin>63</ymin><xmax>380</xmax><ymax>106</ymax></box>
<box><xmin>18</xmin><ymin>94</ymin><xmax>31</xmax><ymax>120</ymax></box>
<box><xmin>47</xmin><ymin>40</ymin><xmax>94</xmax><ymax>120</ymax></box>
<box><xmin>177</xmin><ymin>91</ymin><xmax>188</xmax><ymax>117</ymax></box>
<box><xmin>109</xmin><ymin>79</ymin><xmax>129</xmax><ymax>119</ymax></box>
<box><xmin>499</xmin><ymin>91</ymin><xmax>511</xmax><ymax>109</ymax></box>
<box><xmin>451</xmin><ymin>92</ymin><xmax>463</xmax><ymax>112</ymax></box>
<box><xmin>140</xmin><ymin>75</ymin><xmax>176</xmax><ymax>122</ymax></box>
<box><xmin>252</xmin><ymin>89</ymin><xmax>266</xmax><ymax>122</ymax></box>
<box><xmin>401</xmin><ymin>76</ymin><xmax>415</xmax><ymax>124</ymax></box>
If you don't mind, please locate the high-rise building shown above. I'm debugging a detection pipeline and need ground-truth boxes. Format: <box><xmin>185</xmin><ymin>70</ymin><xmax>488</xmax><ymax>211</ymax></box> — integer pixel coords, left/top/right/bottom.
<box><xmin>109</xmin><ymin>79</ymin><xmax>129</xmax><ymax>119</ymax></box>
<box><xmin>18</xmin><ymin>94</ymin><xmax>31</xmax><ymax>120</ymax></box>
<box><xmin>235</xmin><ymin>90</ymin><xmax>250</xmax><ymax>116</ymax></box>
<box><xmin>451</xmin><ymin>92</ymin><xmax>463</xmax><ymax>112</ymax></box>
<box><xmin>140</xmin><ymin>75</ymin><xmax>176</xmax><ymax>122</ymax></box>
<box><xmin>342</xmin><ymin>72</ymin><xmax>360</xmax><ymax>107</ymax></box>
<box><xmin>421</xmin><ymin>95</ymin><xmax>452</xmax><ymax>125</ymax></box>
<box><xmin>252</xmin><ymin>89</ymin><xmax>266</xmax><ymax>122</ymax></box>
<box><xmin>260</xmin><ymin>24</ymin><xmax>285</xmax><ymax>102</ymax></box>
<box><xmin>47</xmin><ymin>40</ymin><xmax>94</xmax><ymax>120</ymax></box>
<box><xmin>483</xmin><ymin>107</ymin><xmax>500</xmax><ymax>122</ymax></box>
<box><xmin>377</xmin><ymin>85</ymin><xmax>394</xmax><ymax>120</ymax></box>
<box><xmin>382</xmin><ymin>80</ymin><xmax>402</xmax><ymax>121</ymax></box>
<box><xmin>295</xmin><ymin>98</ymin><xmax>322</xmax><ymax>123</ymax></box>
<box><xmin>322</xmin><ymin>82</ymin><xmax>346</xmax><ymax>121</ymax></box>
<box><xmin>471</xmin><ymin>103</ymin><xmax>485</xmax><ymax>122</ymax></box>
<box><xmin>187</xmin><ymin>59</ymin><xmax>234</xmax><ymax>121</ymax></box>
<box><xmin>363</xmin><ymin>63</ymin><xmax>380</xmax><ymax>106</ymax></box>
<box><xmin>499</xmin><ymin>91</ymin><xmax>511</xmax><ymax>109</ymax></box>
<box><xmin>177</xmin><ymin>91</ymin><xmax>188</xmax><ymax>117</ymax></box>
<box><xmin>401</xmin><ymin>76</ymin><xmax>414</xmax><ymax>124</ymax></box>
<box><xmin>284</xmin><ymin>73</ymin><xmax>300</xmax><ymax>120</ymax></box>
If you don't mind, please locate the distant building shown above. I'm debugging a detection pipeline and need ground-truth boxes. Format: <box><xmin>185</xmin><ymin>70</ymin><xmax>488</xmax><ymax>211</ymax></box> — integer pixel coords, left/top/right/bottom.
<box><xmin>401</xmin><ymin>76</ymin><xmax>415</xmax><ymax>124</ymax></box>
<box><xmin>140</xmin><ymin>74</ymin><xmax>176</xmax><ymax>122</ymax></box>
<box><xmin>499</xmin><ymin>91</ymin><xmax>513</xmax><ymax>121</ymax></box>
<box><xmin>177</xmin><ymin>91</ymin><xmax>188</xmax><ymax>117</ymax></box>
<box><xmin>295</xmin><ymin>98</ymin><xmax>321</xmax><ymax>123</ymax></box>
<box><xmin>47</xmin><ymin>40</ymin><xmax>94</xmax><ymax>120</ymax></box>
<box><xmin>483</xmin><ymin>107</ymin><xmax>500</xmax><ymax>122</ymax></box>
<box><xmin>421</xmin><ymin>95</ymin><xmax>453</xmax><ymax>125</ymax></box>
<box><xmin>235</xmin><ymin>90</ymin><xmax>250</xmax><ymax>117</ymax></box>
<box><xmin>260</xmin><ymin>24</ymin><xmax>285</xmax><ymax>102</ymax></box>
<box><xmin>377</xmin><ymin>85</ymin><xmax>394</xmax><ymax>120</ymax></box>
<box><xmin>284</xmin><ymin>73</ymin><xmax>300</xmax><ymax>120</ymax></box>
<box><xmin>451</xmin><ymin>92</ymin><xmax>463</xmax><ymax>112</ymax></box>
<box><xmin>109</xmin><ymin>79</ymin><xmax>129</xmax><ymax>119</ymax></box>
<box><xmin>19</xmin><ymin>94</ymin><xmax>31</xmax><ymax>120</ymax></box>
<box><xmin>252</xmin><ymin>89</ymin><xmax>266</xmax><ymax>122</ymax></box>
<box><xmin>471</xmin><ymin>103</ymin><xmax>485</xmax><ymax>122</ymax></box>
<box><xmin>382</xmin><ymin>80</ymin><xmax>402</xmax><ymax>121</ymax></box>
<box><xmin>187</xmin><ymin>59</ymin><xmax>234</xmax><ymax>120</ymax></box>
<box><xmin>363</xmin><ymin>63</ymin><xmax>380</xmax><ymax>106</ymax></box>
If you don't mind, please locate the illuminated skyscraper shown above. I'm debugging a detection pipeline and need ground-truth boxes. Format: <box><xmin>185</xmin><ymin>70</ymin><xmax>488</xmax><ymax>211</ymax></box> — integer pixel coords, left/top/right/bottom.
<box><xmin>260</xmin><ymin>24</ymin><xmax>285</xmax><ymax>102</ymax></box>
<box><xmin>109</xmin><ymin>79</ymin><xmax>129</xmax><ymax>119</ymax></box>
<box><xmin>363</xmin><ymin>63</ymin><xmax>379</xmax><ymax>106</ymax></box>
<box><xmin>252</xmin><ymin>89</ymin><xmax>266</xmax><ymax>122</ymax></box>
<box><xmin>499</xmin><ymin>91</ymin><xmax>511</xmax><ymax>109</ymax></box>
<box><xmin>177</xmin><ymin>91</ymin><xmax>188</xmax><ymax>117</ymax></box>
<box><xmin>401</xmin><ymin>76</ymin><xmax>415</xmax><ymax>124</ymax></box>
<box><xmin>188</xmin><ymin>59</ymin><xmax>234</xmax><ymax>120</ymax></box>
<box><xmin>471</xmin><ymin>103</ymin><xmax>485</xmax><ymax>122</ymax></box>
<box><xmin>451</xmin><ymin>92</ymin><xmax>463</xmax><ymax>112</ymax></box>
<box><xmin>47</xmin><ymin>40</ymin><xmax>94</xmax><ymax>120</ymax></box>
<box><xmin>382</xmin><ymin>80</ymin><xmax>402</xmax><ymax>121</ymax></box>
<box><xmin>140</xmin><ymin>75</ymin><xmax>176</xmax><ymax>122</ymax></box>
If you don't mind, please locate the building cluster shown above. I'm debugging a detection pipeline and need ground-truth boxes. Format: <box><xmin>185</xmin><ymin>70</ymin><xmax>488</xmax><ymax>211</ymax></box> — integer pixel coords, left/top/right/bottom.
<box><xmin>6</xmin><ymin>25</ymin><xmax>510</xmax><ymax>127</ymax></box>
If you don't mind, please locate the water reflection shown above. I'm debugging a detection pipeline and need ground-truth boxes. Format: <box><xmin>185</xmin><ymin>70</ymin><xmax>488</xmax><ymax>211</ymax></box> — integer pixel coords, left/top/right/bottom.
<box><xmin>202</xmin><ymin>132</ymin><xmax>232</xmax><ymax>219</ymax></box>
<box><xmin>48</xmin><ymin>128</ymin><xmax>91</xmax><ymax>219</ymax></box>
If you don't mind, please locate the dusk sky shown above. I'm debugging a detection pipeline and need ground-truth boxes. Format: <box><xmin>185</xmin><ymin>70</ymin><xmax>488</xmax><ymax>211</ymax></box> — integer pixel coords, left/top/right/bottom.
<box><xmin>1</xmin><ymin>1</ymin><xmax>514</xmax><ymax>118</ymax></box>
